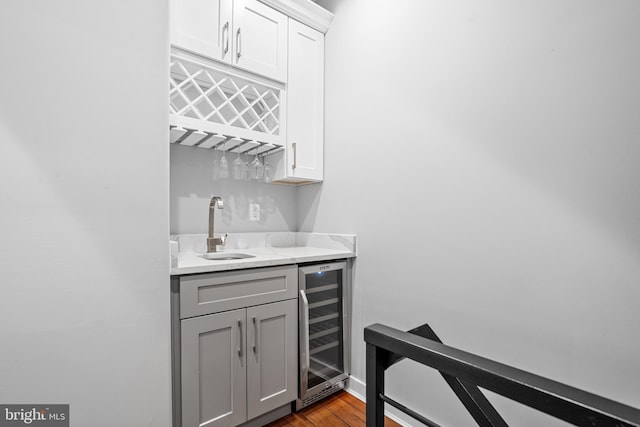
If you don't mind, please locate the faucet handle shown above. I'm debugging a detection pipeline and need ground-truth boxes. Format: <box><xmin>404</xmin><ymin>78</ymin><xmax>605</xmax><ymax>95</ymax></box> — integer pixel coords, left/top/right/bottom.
<box><xmin>220</xmin><ymin>233</ymin><xmax>228</xmax><ymax>246</ymax></box>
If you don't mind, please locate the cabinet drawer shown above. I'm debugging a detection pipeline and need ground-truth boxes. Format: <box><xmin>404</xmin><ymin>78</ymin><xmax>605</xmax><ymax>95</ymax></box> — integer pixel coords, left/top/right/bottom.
<box><xmin>180</xmin><ymin>265</ymin><xmax>297</xmax><ymax>319</ymax></box>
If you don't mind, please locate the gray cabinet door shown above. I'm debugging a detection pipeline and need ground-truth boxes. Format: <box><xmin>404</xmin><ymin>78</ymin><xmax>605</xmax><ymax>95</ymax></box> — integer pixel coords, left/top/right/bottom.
<box><xmin>181</xmin><ymin>309</ymin><xmax>247</xmax><ymax>427</ymax></box>
<box><xmin>246</xmin><ymin>299</ymin><xmax>298</xmax><ymax>420</ymax></box>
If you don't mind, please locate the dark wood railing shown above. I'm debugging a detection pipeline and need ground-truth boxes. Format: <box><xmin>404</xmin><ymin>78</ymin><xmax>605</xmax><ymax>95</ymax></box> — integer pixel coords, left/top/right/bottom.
<box><xmin>364</xmin><ymin>323</ymin><xmax>640</xmax><ymax>427</ymax></box>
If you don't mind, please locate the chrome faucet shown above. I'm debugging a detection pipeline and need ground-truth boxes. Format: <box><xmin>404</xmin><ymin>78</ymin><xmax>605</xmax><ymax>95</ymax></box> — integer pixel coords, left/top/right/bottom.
<box><xmin>207</xmin><ymin>196</ymin><xmax>227</xmax><ymax>253</ymax></box>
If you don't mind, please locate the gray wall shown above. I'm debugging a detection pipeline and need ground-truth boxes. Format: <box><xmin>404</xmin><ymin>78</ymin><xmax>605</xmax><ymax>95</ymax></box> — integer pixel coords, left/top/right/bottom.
<box><xmin>0</xmin><ymin>1</ymin><xmax>171</xmax><ymax>426</ymax></box>
<box><xmin>308</xmin><ymin>0</ymin><xmax>640</xmax><ymax>425</ymax></box>
<box><xmin>171</xmin><ymin>144</ymin><xmax>298</xmax><ymax>234</ymax></box>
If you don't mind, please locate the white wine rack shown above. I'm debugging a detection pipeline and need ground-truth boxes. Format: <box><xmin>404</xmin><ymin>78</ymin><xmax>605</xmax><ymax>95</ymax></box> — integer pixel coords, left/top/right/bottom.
<box><xmin>169</xmin><ymin>49</ymin><xmax>284</xmax><ymax>156</ymax></box>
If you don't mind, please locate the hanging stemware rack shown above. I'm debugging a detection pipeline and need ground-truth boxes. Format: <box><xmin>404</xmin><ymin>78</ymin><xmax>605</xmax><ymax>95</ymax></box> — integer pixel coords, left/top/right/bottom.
<box><xmin>169</xmin><ymin>128</ymin><xmax>284</xmax><ymax>157</ymax></box>
<box><xmin>169</xmin><ymin>48</ymin><xmax>285</xmax><ymax>157</ymax></box>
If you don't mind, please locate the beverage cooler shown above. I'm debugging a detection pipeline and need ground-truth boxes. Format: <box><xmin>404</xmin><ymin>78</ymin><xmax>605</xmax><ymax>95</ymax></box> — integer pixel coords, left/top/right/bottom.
<box><xmin>297</xmin><ymin>261</ymin><xmax>350</xmax><ymax>410</ymax></box>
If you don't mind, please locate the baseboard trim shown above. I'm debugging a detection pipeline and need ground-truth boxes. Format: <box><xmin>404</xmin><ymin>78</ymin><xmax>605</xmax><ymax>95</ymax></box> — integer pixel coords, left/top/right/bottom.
<box><xmin>346</xmin><ymin>377</ymin><xmax>414</xmax><ymax>427</ymax></box>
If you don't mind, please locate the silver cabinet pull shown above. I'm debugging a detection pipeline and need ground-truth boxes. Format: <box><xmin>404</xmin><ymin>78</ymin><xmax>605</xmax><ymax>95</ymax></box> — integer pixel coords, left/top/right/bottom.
<box><xmin>292</xmin><ymin>142</ymin><xmax>297</xmax><ymax>170</ymax></box>
<box><xmin>252</xmin><ymin>316</ymin><xmax>260</xmax><ymax>357</ymax></box>
<box><xmin>237</xmin><ymin>320</ymin><xmax>243</xmax><ymax>358</ymax></box>
<box><xmin>236</xmin><ymin>28</ymin><xmax>242</xmax><ymax>60</ymax></box>
<box><xmin>222</xmin><ymin>21</ymin><xmax>229</xmax><ymax>57</ymax></box>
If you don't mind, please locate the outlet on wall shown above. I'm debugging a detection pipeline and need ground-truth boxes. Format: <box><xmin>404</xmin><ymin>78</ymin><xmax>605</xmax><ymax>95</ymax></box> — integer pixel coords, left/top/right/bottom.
<box><xmin>249</xmin><ymin>202</ymin><xmax>260</xmax><ymax>221</ymax></box>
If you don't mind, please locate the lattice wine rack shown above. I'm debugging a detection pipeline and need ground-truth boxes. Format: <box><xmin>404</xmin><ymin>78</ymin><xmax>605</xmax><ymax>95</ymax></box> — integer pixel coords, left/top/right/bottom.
<box><xmin>169</xmin><ymin>49</ymin><xmax>285</xmax><ymax>156</ymax></box>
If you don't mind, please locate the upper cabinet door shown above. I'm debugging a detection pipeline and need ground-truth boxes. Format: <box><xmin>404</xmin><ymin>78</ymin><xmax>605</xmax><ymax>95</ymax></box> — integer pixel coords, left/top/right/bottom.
<box><xmin>232</xmin><ymin>0</ymin><xmax>288</xmax><ymax>82</ymax></box>
<box><xmin>171</xmin><ymin>0</ymin><xmax>233</xmax><ymax>62</ymax></box>
<box><xmin>287</xmin><ymin>20</ymin><xmax>324</xmax><ymax>181</ymax></box>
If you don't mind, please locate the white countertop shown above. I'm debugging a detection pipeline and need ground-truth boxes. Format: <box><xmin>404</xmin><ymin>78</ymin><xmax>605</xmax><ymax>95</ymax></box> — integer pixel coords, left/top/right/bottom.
<box><xmin>171</xmin><ymin>232</ymin><xmax>356</xmax><ymax>275</ymax></box>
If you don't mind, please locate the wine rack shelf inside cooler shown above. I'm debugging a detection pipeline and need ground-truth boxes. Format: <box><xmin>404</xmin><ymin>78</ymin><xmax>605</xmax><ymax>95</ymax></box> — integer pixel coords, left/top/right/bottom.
<box><xmin>306</xmin><ymin>276</ymin><xmax>342</xmax><ymax>372</ymax></box>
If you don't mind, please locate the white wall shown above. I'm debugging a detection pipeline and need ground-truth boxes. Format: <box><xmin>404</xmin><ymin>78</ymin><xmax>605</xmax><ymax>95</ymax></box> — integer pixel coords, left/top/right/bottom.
<box><xmin>171</xmin><ymin>144</ymin><xmax>298</xmax><ymax>234</ymax></box>
<box><xmin>0</xmin><ymin>1</ymin><xmax>171</xmax><ymax>426</ymax></box>
<box><xmin>308</xmin><ymin>0</ymin><xmax>640</xmax><ymax>425</ymax></box>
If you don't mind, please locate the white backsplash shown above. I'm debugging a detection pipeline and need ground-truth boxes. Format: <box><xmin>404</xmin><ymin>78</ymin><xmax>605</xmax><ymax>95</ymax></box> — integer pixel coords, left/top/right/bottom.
<box><xmin>171</xmin><ymin>232</ymin><xmax>356</xmax><ymax>254</ymax></box>
<box><xmin>170</xmin><ymin>144</ymin><xmax>299</xmax><ymax>234</ymax></box>
<box><xmin>295</xmin><ymin>232</ymin><xmax>358</xmax><ymax>255</ymax></box>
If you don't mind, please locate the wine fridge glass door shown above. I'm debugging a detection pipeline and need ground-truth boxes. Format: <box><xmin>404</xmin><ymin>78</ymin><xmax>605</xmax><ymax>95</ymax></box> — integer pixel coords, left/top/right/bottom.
<box><xmin>299</xmin><ymin>261</ymin><xmax>349</xmax><ymax>404</ymax></box>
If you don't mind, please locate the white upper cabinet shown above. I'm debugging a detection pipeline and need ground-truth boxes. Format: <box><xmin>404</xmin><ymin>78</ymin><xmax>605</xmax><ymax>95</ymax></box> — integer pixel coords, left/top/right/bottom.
<box><xmin>171</xmin><ymin>0</ymin><xmax>287</xmax><ymax>82</ymax></box>
<box><xmin>271</xmin><ymin>19</ymin><xmax>324</xmax><ymax>183</ymax></box>
<box><xmin>233</xmin><ymin>0</ymin><xmax>288</xmax><ymax>82</ymax></box>
<box><xmin>287</xmin><ymin>20</ymin><xmax>324</xmax><ymax>182</ymax></box>
<box><xmin>171</xmin><ymin>0</ymin><xmax>233</xmax><ymax>63</ymax></box>
<box><xmin>170</xmin><ymin>0</ymin><xmax>334</xmax><ymax>184</ymax></box>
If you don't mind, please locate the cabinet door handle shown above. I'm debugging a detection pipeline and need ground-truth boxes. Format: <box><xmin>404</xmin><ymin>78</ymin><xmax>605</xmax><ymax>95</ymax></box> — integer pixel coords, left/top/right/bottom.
<box><xmin>237</xmin><ymin>320</ymin><xmax>243</xmax><ymax>358</ymax></box>
<box><xmin>222</xmin><ymin>21</ymin><xmax>230</xmax><ymax>57</ymax></box>
<box><xmin>236</xmin><ymin>28</ymin><xmax>242</xmax><ymax>60</ymax></box>
<box><xmin>252</xmin><ymin>316</ymin><xmax>260</xmax><ymax>357</ymax></box>
<box><xmin>292</xmin><ymin>142</ymin><xmax>297</xmax><ymax>170</ymax></box>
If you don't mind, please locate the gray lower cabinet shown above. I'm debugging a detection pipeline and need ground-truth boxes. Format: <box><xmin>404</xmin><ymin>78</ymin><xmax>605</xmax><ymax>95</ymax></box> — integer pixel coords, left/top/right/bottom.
<box><xmin>246</xmin><ymin>300</ymin><xmax>297</xmax><ymax>420</ymax></box>
<box><xmin>175</xmin><ymin>265</ymin><xmax>298</xmax><ymax>427</ymax></box>
<box><xmin>181</xmin><ymin>309</ymin><xmax>247</xmax><ymax>427</ymax></box>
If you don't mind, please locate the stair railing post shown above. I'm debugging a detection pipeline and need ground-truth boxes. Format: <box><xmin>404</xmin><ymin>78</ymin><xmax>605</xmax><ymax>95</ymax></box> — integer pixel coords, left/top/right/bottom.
<box><xmin>366</xmin><ymin>342</ymin><xmax>386</xmax><ymax>427</ymax></box>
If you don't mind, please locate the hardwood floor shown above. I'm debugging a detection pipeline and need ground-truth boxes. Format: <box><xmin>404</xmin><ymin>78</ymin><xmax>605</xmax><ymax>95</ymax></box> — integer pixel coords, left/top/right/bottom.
<box><xmin>265</xmin><ymin>391</ymin><xmax>403</xmax><ymax>427</ymax></box>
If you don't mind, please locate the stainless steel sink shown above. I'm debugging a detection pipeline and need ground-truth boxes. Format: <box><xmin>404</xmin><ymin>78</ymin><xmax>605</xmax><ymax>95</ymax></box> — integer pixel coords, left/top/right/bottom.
<box><xmin>202</xmin><ymin>252</ymin><xmax>255</xmax><ymax>261</ymax></box>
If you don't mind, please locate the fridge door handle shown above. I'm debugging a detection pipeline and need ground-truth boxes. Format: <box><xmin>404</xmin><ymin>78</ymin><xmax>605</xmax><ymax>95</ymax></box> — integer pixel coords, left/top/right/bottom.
<box><xmin>300</xmin><ymin>289</ymin><xmax>310</xmax><ymax>393</ymax></box>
